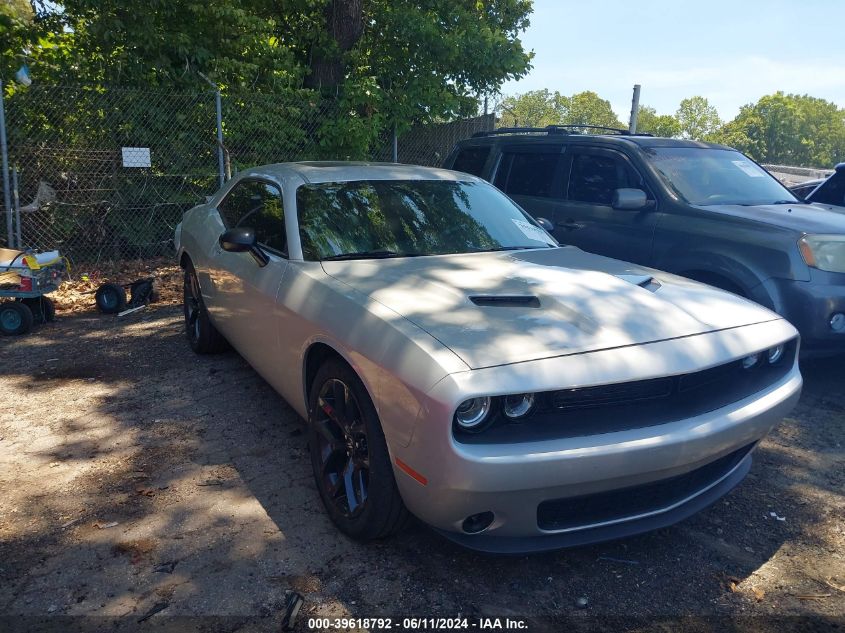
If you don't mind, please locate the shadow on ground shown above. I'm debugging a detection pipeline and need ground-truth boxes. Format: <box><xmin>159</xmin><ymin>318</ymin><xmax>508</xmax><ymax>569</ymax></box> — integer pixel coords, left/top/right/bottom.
<box><xmin>0</xmin><ymin>307</ymin><xmax>842</xmax><ymax>632</ymax></box>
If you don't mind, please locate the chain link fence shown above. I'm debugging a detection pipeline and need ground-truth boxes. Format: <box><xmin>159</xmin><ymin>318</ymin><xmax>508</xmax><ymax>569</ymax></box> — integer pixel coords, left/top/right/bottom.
<box><xmin>0</xmin><ymin>84</ymin><xmax>493</xmax><ymax>264</ymax></box>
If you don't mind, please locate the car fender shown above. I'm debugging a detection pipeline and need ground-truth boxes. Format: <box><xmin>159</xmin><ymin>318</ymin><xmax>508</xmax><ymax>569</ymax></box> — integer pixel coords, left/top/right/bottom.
<box><xmin>656</xmin><ymin>248</ymin><xmax>777</xmax><ymax>310</ymax></box>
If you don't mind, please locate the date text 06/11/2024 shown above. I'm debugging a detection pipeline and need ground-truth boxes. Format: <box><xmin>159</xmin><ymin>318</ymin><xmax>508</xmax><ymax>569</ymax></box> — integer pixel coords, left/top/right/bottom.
<box><xmin>306</xmin><ymin>617</ymin><xmax>529</xmax><ymax>630</ymax></box>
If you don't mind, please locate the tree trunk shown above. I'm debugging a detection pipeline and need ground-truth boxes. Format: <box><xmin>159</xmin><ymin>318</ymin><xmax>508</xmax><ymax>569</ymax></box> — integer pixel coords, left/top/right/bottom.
<box><xmin>306</xmin><ymin>0</ymin><xmax>364</xmax><ymax>91</ymax></box>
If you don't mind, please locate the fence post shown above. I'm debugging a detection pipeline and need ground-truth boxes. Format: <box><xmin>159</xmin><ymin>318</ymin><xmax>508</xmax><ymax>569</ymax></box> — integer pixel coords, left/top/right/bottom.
<box><xmin>12</xmin><ymin>166</ymin><xmax>21</xmax><ymax>248</ymax></box>
<box><xmin>392</xmin><ymin>124</ymin><xmax>398</xmax><ymax>163</ymax></box>
<box><xmin>214</xmin><ymin>89</ymin><xmax>225</xmax><ymax>187</ymax></box>
<box><xmin>0</xmin><ymin>79</ymin><xmax>13</xmax><ymax>247</ymax></box>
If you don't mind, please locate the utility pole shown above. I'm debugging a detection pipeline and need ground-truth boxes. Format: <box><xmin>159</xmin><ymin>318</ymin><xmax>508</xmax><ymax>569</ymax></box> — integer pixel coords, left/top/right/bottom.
<box><xmin>628</xmin><ymin>84</ymin><xmax>641</xmax><ymax>134</ymax></box>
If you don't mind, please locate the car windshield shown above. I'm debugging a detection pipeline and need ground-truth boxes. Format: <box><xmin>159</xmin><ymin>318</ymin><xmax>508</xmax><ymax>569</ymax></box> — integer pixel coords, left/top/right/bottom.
<box><xmin>643</xmin><ymin>147</ymin><xmax>798</xmax><ymax>206</ymax></box>
<box><xmin>296</xmin><ymin>179</ymin><xmax>557</xmax><ymax>260</ymax></box>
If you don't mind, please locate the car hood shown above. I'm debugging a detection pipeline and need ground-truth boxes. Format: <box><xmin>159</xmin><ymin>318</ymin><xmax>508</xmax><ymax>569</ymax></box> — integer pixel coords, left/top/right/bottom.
<box><xmin>699</xmin><ymin>202</ymin><xmax>845</xmax><ymax>233</ymax></box>
<box><xmin>321</xmin><ymin>248</ymin><xmax>780</xmax><ymax>369</ymax></box>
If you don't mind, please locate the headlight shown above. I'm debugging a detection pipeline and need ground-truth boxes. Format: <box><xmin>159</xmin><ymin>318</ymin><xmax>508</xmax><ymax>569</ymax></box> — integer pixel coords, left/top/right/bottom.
<box><xmin>767</xmin><ymin>344</ymin><xmax>785</xmax><ymax>364</ymax></box>
<box><xmin>799</xmin><ymin>235</ymin><xmax>845</xmax><ymax>274</ymax></box>
<box><xmin>503</xmin><ymin>393</ymin><xmax>535</xmax><ymax>420</ymax></box>
<box><xmin>454</xmin><ymin>397</ymin><xmax>492</xmax><ymax>431</ymax></box>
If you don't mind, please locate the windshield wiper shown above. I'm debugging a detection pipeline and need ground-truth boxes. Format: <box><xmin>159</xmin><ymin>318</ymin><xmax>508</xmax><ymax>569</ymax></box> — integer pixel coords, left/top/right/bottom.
<box><xmin>772</xmin><ymin>200</ymin><xmax>799</xmax><ymax>205</ymax></box>
<box><xmin>321</xmin><ymin>250</ymin><xmax>422</xmax><ymax>261</ymax></box>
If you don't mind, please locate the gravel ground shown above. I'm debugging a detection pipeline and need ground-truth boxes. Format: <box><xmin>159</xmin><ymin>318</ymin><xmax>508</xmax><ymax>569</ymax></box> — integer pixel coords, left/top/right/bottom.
<box><xmin>0</xmin><ymin>306</ymin><xmax>842</xmax><ymax>632</ymax></box>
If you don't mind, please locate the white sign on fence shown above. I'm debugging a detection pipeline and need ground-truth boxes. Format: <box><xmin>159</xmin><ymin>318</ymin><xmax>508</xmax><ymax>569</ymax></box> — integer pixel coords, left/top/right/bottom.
<box><xmin>121</xmin><ymin>147</ymin><xmax>151</xmax><ymax>168</ymax></box>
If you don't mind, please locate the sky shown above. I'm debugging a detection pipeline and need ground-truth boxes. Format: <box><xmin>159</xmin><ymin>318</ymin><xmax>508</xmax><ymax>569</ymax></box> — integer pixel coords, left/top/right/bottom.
<box><xmin>501</xmin><ymin>0</ymin><xmax>845</xmax><ymax>122</ymax></box>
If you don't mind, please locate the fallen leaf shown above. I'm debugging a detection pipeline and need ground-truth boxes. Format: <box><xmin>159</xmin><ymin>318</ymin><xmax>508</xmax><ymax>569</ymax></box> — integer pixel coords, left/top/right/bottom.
<box><xmin>752</xmin><ymin>587</ymin><xmax>765</xmax><ymax>601</ymax></box>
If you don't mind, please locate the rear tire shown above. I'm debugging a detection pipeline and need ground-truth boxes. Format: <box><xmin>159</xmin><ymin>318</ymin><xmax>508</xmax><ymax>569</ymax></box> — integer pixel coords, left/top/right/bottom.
<box><xmin>307</xmin><ymin>358</ymin><xmax>409</xmax><ymax>541</ymax></box>
<box><xmin>95</xmin><ymin>283</ymin><xmax>127</xmax><ymax>313</ymax></box>
<box><xmin>1</xmin><ymin>301</ymin><xmax>34</xmax><ymax>335</ymax></box>
<box><xmin>183</xmin><ymin>261</ymin><xmax>229</xmax><ymax>354</ymax></box>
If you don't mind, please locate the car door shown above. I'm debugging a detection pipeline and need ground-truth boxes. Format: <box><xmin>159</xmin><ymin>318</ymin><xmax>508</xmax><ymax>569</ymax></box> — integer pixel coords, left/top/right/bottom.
<box><xmin>492</xmin><ymin>145</ymin><xmax>567</xmax><ymax>230</ymax></box>
<box><xmin>807</xmin><ymin>168</ymin><xmax>845</xmax><ymax>208</ymax></box>
<box><xmin>208</xmin><ymin>178</ymin><xmax>289</xmax><ymax>375</ymax></box>
<box><xmin>556</xmin><ymin>147</ymin><xmax>659</xmax><ymax>265</ymax></box>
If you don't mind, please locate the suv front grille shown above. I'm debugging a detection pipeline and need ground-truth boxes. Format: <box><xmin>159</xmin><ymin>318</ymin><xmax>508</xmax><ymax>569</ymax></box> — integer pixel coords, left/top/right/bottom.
<box><xmin>536</xmin><ymin>443</ymin><xmax>755</xmax><ymax>531</ymax></box>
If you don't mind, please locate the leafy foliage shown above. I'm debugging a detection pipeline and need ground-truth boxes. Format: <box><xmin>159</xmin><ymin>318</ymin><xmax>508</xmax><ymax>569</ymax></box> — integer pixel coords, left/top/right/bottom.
<box><xmin>3</xmin><ymin>0</ymin><xmax>532</xmax><ymax>157</ymax></box>
<box><xmin>676</xmin><ymin>96</ymin><xmax>722</xmax><ymax>141</ymax></box>
<box><xmin>635</xmin><ymin>105</ymin><xmax>680</xmax><ymax>138</ymax></box>
<box><xmin>496</xmin><ymin>90</ymin><xmax>624</xmax><ymax>129</ymax></box>
<box><xmin>710</xmin><ymin>92</ymin><xmax>845</xmax><ymax>168</ymax></box>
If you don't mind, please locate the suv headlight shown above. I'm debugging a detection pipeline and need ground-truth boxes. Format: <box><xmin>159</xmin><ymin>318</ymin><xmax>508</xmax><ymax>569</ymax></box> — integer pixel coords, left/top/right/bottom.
<box><xmin>799</xmin><ymin>235</ymin><xmax>845</xmax><ymax>274</ymax></box>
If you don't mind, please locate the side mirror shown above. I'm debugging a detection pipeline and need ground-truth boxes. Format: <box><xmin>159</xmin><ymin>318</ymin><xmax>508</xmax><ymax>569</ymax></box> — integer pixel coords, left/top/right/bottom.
<box><xmin>219</xmin><ymin>227</ymin><xmax>269</xmax><ymax>266</ymax></box>
<box><xmin>612</xmin><ymin>188</ymin><xmax>649</xmax><ymax>211</ymax></box>
<box><xmin>535</xmin><ymin>217</ymin><xmax>555</xmax><ymax>233</ymax></box>
<box><xmin>219</xmin><ymin>227</ymin><xmax>256</xmax><ymax>252</ymax></box>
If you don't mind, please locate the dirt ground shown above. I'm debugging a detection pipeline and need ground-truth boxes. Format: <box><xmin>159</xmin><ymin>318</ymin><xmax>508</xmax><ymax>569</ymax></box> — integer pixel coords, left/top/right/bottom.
<box><xmin>0</xmin><ymin>304</ymin><xmax>843</xmax><ymax>632</ymax></box>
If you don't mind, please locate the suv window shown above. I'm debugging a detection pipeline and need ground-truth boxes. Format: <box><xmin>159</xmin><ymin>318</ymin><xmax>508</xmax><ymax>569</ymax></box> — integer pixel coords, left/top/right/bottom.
<box><xmin>218</xmin><ymin>180</ymin><xmax>287</xmax><ymax>254</ymax></box>
<box><xmin>494</xmin><ymin>151</ymin><xmax>562</xmax><ymax>198</ymax></box>
<box><xmin>568</xmin><ymin>152</ymin><xmax>638</xmax><ymax>205</ymax></box>
<box><xmin>451</xmin><ymin>147</ymin><xmax>490</xmax><ymax>176</ymax></box>
<box><xmin>809</xmin><ymin>171</ymin><xmax>845</xmax><ymax>206</ymax></box>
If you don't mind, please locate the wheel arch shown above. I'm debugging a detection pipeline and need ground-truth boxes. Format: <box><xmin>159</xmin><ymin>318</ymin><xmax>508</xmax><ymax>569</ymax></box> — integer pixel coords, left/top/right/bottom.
<box><xmin>302</xmin><ymin>341</ymin><xmax>379</xmax><ymax>418</ymax></box>
<box><xmin>678</xmin><ymin>269</ymin><xmax>747</xmax><ymax>296</ymax></box>
<box><xmin>658</xmin><ymin>249</ymin><xmax>777</xmax><ymax>311</ymax></box>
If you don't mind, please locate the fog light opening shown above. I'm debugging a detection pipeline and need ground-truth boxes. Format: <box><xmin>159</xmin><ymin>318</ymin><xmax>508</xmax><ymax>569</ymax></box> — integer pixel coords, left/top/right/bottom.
<box><xmin>462</xmin><ymin>511</ymin><xmax>495</xmax><ymax>534</ymax></box>
<box><xmin>831</xmin><ymin>313</ymin><xmax>845</xmax><ymax>332</ymax></box>
<box><xmin>742</xmin><ymin>353</ymin><xmax>760</xmax><ymax>369</ymax></box>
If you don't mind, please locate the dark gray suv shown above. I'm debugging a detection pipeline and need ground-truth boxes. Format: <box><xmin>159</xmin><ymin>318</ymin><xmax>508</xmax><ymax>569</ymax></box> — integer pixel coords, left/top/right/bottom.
<box><xmin>445</xmin><ymin>127</ymin><xmax>845</xmax><ymax>355</ymax></box>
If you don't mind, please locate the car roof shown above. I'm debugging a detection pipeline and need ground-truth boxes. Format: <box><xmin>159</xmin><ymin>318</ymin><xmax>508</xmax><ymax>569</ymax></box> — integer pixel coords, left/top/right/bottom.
<box><xmin>458</xmin><ymin>132</ymin><xmax>733</xmax><ymax>152</ymax></box>
<box><xmin>239</xmin><ymin>161</ymin><xmax>477</xmax><ymax>184</ymax></box>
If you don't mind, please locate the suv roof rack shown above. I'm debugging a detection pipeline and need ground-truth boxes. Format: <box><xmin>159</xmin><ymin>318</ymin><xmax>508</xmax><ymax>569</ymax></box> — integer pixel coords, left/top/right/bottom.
<box><xmin>472</xmin><ymin>125</ymin><xmax>653</xmax><ymax>138</ymax></box>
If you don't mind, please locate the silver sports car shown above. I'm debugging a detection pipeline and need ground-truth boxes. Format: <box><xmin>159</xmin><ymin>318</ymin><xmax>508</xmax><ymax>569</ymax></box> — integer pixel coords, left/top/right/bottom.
<box><xmin>175</xmin><ymin>162</ymin><xmax>801</xmax><ymax>552</ymax></box>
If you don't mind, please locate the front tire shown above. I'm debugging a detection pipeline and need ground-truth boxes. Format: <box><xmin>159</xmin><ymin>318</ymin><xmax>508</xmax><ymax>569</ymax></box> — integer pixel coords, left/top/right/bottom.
<box><xmin>1</xmin><ymin>301</ymin><xmax>34</xmax><ymax>335</ymax></box>
<box><xmin>183</xmin><ymin>262</ymin><xmax>228</xmax><ymax>354</ymax></box>
<box><xmin>308</xmin><ymin>359</ymin><xmax>409</xmax><ymax>541</ymax></box>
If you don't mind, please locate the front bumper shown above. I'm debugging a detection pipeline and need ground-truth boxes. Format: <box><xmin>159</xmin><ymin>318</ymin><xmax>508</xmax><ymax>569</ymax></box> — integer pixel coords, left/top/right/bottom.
<box><xmin>389</xmin><ymin>319</ymin><xmax>801</xmax><ymax>552</ymax></box>
<box><xmin>768</xmin><ymin>271</ymin><xmax>845</xmax><ymax>355</ymax></box>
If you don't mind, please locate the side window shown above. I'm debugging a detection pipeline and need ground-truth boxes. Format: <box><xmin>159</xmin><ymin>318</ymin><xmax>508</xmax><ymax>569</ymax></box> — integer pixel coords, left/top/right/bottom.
<box><xmin>451</xmin><ymin>147</ymin><xmax>490</xmax><ymax>176</ymax></box>
<box><xmin>218</xmin><ymin>180</ymin><xmax>287</xmax><ymax>255</ymax></box>
<box><xmin>568</xmin><ymin>152</ymin><xmax>644</xmax><ymax>205</ymax></box>
<box><xmin>810</xmin><ymin>172</ymin><xmax>845</xmax><ymax>206</ymax></box>
<box><xmin>494</xmin><ymin>151</ymin><xmax>562</xmax><ymax>198</ymax></box>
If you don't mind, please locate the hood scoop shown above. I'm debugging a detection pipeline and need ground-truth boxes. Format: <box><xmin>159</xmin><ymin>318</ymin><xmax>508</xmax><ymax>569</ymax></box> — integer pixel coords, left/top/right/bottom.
<box><xmin>616</xmin><ymin>274</ymin><xmax>661</xmax><ymax>292</ymax></box>
<box><xmin>469</xmin><ymin>295</ymin><xmax>541</xmax><ymax>308</ymax></box>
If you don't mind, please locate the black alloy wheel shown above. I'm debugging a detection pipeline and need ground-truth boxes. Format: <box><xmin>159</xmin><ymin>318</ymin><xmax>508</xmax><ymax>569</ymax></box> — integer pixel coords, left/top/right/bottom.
<box><xmin>307</xmin><ymin>359</ymin><xmax>409</xmax><ymax>541</ymax></box>
<box><xmin>313</xmin><ymin>377</ymin><xmax>371</xmax><ymax>517</ymax></box>
<box><xmin>182</xmin><ymin>262</ymin><xmax>228</xmax><ymax>354</ymax></box>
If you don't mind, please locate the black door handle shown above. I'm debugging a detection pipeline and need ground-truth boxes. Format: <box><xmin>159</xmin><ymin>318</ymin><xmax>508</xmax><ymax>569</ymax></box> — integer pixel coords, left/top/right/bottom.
<box><xmin>557</xmin><ymin>219</ymin><xmax>584</xmax><ymax>230</ymax></box>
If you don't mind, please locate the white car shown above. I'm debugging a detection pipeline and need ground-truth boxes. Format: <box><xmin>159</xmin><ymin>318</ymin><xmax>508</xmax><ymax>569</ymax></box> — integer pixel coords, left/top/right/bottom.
<box><xmin>175</xmin><ymin>162</ymin><xmax>801</xmax><ymax>552</ymax></box>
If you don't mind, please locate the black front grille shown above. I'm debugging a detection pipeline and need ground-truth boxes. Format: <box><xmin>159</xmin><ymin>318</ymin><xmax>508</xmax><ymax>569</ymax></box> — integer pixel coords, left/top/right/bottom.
<box><xmin>537</xmin><ymin>443</ymin><xmax>754</xmax><ymax>531</ymax></box>
<box><xmin>456</xmin><ymin>339</ymin><xmax>797</xmax><ymax>444</ymax></box>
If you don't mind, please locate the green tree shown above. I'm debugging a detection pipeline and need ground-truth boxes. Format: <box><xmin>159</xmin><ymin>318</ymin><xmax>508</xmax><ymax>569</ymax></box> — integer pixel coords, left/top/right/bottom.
<box><xmin>5</xmin><ymin>1</ymin><xmax>534</xmax><ymax>155</ymax></box>
<box><xmin>676</xmin><ymin>96</ymin><xmax>722</xmax><ymax>140</ymax></box>
<box><xmin>711</xmin><ymin>92</ymin><xmax>845</xmax><ymax>167</ymax></box>
<box><xmin>635</xmin><ymin>105</ymin><xmax>680</xmax><ymax>137</ymax></box>
<box><xmin>560</xmin><ymin>91</ymin><xmax>624</xmax><ymax>129</ymax></box>
<box><xmin>495</xmin><ymin>89</ymin><xmax>623</xmax><ymax>130</ymax></box>
<box><xmin>495</xmin><ymin>89</ymin><xmax>566</xmax><ymax>127</ymax></box>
